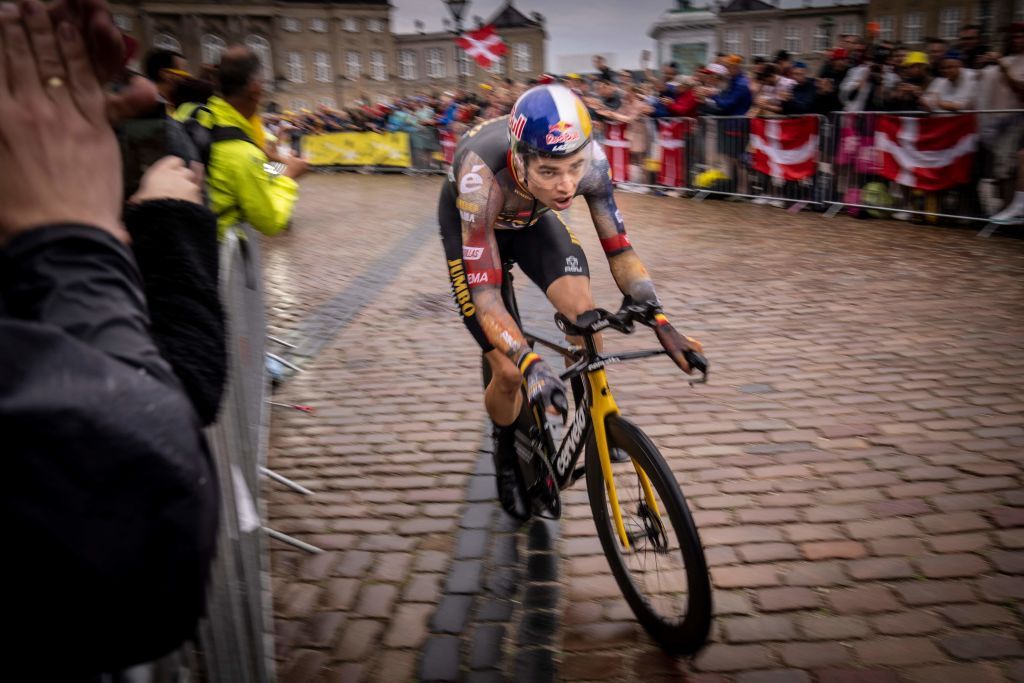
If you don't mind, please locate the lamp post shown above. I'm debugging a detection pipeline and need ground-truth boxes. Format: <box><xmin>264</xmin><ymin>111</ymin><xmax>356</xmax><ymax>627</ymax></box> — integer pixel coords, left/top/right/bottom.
<box><xmin>443</xmin><ymin>0</ymin><xmax>469</xmax><ymax>89</ymax></box>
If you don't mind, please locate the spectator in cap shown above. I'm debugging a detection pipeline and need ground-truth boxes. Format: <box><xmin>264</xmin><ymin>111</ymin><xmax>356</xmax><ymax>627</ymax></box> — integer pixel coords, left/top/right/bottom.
<box><xmin>815</xmin><ymin>48</ymin><xmax>850</xmax><ymax>113</ymax></box>
<box><xmin>923</xmin><ymin>50</ymin><xmax>977</xmax><ymax>111</ymax></box>
<box><xmin>885</xmin><ymin>51</ymin><xmax>932</xmax><ymax>111</ymax></box>
<box><xmin>780</xmin><ymin>62</ymin><xmax>818</xmax><ymax>115</ymax></box>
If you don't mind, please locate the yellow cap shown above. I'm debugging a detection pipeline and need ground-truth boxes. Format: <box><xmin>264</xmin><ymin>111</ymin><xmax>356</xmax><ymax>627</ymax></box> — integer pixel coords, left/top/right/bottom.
<box><xmin>567</xmin><ymin>73</ymin><xmax>582</xmax><ymax>80</ymax></box>
<box><xmin>903</xmin><ymin>51</ymin><xmax>929</xmax><ymax>66</ymax></box>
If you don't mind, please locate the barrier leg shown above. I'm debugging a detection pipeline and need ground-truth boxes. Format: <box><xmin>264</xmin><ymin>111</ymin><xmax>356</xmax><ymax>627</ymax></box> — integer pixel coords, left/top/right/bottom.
<box><xmin>261</xmin><ymin>466</ymin><xmax>315</xmax><ymax>496</ymax></box>
<box><xmin>263</xmin><ymin>527</ymin><xmax>323</xmax><ymax>554</ymax></box>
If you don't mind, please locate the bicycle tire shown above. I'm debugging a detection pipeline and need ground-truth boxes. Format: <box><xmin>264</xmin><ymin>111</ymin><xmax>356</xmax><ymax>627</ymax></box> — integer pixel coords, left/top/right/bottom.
<box><xmin>586</xmin><ymin>414</ymin><xmax>713</xmax><ymax>655</ymax></box>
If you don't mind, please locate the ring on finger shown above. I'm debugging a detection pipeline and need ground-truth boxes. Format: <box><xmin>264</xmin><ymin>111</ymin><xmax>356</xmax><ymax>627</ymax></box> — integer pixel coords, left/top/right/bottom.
<box><xmin>46</xmin><ymin>76</ymin><xmax>65</xmax><ymax>88</ymax></box>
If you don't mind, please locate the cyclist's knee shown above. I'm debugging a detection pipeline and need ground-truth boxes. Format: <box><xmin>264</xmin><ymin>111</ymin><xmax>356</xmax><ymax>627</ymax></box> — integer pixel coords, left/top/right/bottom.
<box><xmin>490</xmin><ymin>364</ymin><xmax>522</xmax><ymax>393</ymax></box>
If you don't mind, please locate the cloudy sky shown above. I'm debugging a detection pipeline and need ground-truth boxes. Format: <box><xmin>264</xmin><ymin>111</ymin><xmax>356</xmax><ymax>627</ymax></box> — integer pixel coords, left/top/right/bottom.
<box><xmin>389</xmin><ymin>0</ymin><xmax>682</xmax><ymax>71</ymax></box>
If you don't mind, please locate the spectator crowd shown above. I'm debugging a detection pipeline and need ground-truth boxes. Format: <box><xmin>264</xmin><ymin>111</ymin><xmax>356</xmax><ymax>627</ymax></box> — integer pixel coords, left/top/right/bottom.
<box><xmin>254</xmin><ymin>21</ymin><xmax>1023</xmax><ymax>222</ymax></box>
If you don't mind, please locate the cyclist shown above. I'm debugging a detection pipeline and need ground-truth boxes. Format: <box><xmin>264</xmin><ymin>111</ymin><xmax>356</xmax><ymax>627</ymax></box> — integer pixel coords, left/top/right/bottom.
<box><xmin>439</xmin><ymin>84</ymin><xmax>702</xmax><ymax>518</ymax></box>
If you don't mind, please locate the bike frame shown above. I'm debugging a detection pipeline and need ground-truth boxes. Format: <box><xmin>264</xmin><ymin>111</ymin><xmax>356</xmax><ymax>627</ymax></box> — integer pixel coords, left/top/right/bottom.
<box><xmin>523</xmin><ymin>328</ymin><xmax>666</xmax><ymax>552</ymax></box>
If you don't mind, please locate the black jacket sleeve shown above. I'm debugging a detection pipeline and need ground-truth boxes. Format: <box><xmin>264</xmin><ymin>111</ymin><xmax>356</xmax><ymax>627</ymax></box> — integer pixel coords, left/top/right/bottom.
<box><xmin>0</xmin><ymin>225</ymin><xmax>219</xmax><ymax>675</ymax></box>
<box><xmin>126</xmin><ymin>200</ymin><xmax>227</xmax><ymax>426</ymax></box>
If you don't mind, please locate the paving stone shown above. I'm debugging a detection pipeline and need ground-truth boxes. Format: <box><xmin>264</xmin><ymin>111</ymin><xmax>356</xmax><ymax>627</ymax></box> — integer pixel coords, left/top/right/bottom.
<box><xmin>735</xmin><ymin>670</ymin><xmax>812</xmax><ymax>683</ymax></box>
<box><xmin>527</xmin><ymin>553</ymin><xmax>559</xmax><ymax>582</ymax></box>
<box><xmin>355</xmin><ymin>583</ymin><xmax>397</xmax><ymax>618</ymax></box>
<box><xmin>854</xmin><ymin>638</ymin><xmax>946</xmax><ymax>666</ymax></box>
<box><xmin>848</xmin><ymin>557</ymin><xmax>916</xmax><ymax>580</ymax></box>
<box><xmin>430</xmin><ymin>594</ymin><xmax>474</xmax><ymax>634</ymax></box>
<box><xmin>518</xmin><ymin>609</ymin><xmax>559</xmax><ymax>645</ymax></box>
<box><xmin>419</xmin><ymin>636</ymin><xmax>461</xmax><ymax>682</ymax></box>
<box><xmin>779</xmin><ymin>642</ymin><xmax>850</xmax><ymax>668</ymax></box>
<box><xmin>454</xmin><ymin>529</ymin><xmax>490</xmax><ymax>559</ymax></box>
<box><xmin>445</xmin><ymin>560</ymin><xmax>483</xmax><ymax>594</ymax></box>
<box><xmin>895</xmin><ymin>580</ymin><xmax>977</xmax><ymax>605</ymax></box>
<box><xmin>815</xmin><ymin>669</ymin><xmax>904</xmax><ymax>683</ymax></box>
<box><xmin>694</xmin><ymin>644</ymin><xmax>774</xmax><ymax>672</ymax></box>
<box><xmin>469</xmin><ymin>624</ymin><xmax>505</xmax><ymax>670</ymax></box>
<box><xmin>723</xmin><ymin>615</ymin><xmax>798</xmax><ymax>642</ymax></box>
<box><xmin>797</xmin><ymin>614</ymin><xmax>871</xmax><ymax>640</ymax></box>
<box><xmin>486</xmin><ymin>566</ymin><xmax>520</xmax><ymax>599</ymax></box>
<box><xmin>562</xmin><ymin>653</ymin><xmax>624</xmax><ymax>680</ymax></box>
<box><xmin>384</xmin><ymin>603</ymin><xmax>433</xmax><ymax>648</ymax></box>
<box><xmin>871</xmin><ymin>611</ymin><xmax>945</xmax><ymax>635</ymax></box>
<box><xmin>939</xmin><ymin>603</ymin><xmax>1016</xmax><ymax>627</ymax></box>
<box><xmin>459</xmin><ymin>503</ymin><xmax>495</xmax><ymax>529</ymax></box>
<box><xmin>515</xmin><ymin>648</ymin><xmax>556</xmax><ymax>682</ymax></box>
<box><xmin>828</xmin><ymin>585</ymin><xmax>901</xmax><ymax>614</ymax></box>
<box><xmin>491</xmin><ymin>534</ymin><xmax>519</xmax><ymax>566</ymax></box>
<box><xmin>902</xmin><ymin>663</ymin><xmax>1008</xmax><ymax>683</ymax></box>
<box><xmin>335</xmin><ymin>619</ymin><xmax>383</xmax><ymax>661</ymax></box>
<box><xmin>476</xmin><ymin>598</ymin><xmax>515</xmax><ymax>622</ymax></box>
<box><xmin>940</xmin><ymin>633</ymin><xmax>1024</xmax><ymax>659</ymax></box>
<box><xmin>756</xmin><ymin>587</ymin><xmax>821</xmax><ymax>612</ymax></box>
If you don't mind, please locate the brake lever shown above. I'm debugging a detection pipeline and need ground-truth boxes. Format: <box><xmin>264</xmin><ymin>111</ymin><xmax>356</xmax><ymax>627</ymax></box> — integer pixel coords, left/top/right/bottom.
<box><xmin>683</xmin><ymin>349</ymin><xmax>710</xmax><ymax>385</ymax></box>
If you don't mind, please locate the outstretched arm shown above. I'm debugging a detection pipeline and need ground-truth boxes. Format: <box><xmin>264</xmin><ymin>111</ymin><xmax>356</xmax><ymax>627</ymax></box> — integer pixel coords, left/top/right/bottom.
<box><xmin>581</xmin><ymin>148</ymin><xmax>659</xmax><ymax>305</ymax></box>
<box><xmin>581</xmin><ymin>148</ymin><xmax>704</xmax><ymax>373</ymax></box>
<box><xmin>454</xmin><ymin>153</ymin><xmax>529</xmax><ymax>364</ymax></box>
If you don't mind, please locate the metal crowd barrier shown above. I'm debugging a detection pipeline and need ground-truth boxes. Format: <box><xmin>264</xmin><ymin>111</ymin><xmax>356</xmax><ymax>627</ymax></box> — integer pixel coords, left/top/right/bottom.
<box><xmin>180</xmin><ymin>226</ymin><xmax>320</xmax><ymax>682</ymax></box>
<box><xmin>824</xmin><ymin>109</ymin><xmax>1024</xmax><ymax>230</ymax></box>
<box><xmin>197</xmin><ymin>225</ymin><xmax>276</xmax><ymax>683</ymax></box>
<box><xmin>602</xmin><ymin>118</ymin><xmax>698</xmax><ymax>194</ymax></box>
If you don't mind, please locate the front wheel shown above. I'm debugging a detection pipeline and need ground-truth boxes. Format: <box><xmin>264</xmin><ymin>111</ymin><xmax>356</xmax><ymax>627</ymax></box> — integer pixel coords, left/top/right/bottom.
<box><xmin>586</xmin><ymin>414</ymin><xmax>713</xmax><ymax>655</ymax></box>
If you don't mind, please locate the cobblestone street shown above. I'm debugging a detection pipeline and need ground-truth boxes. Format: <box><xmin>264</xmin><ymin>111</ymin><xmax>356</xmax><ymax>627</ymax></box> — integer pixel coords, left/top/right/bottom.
<box><xmin>262</xmin><ymin>172</ymin><xmax>1024</xmax><ymax>682</ymax></box>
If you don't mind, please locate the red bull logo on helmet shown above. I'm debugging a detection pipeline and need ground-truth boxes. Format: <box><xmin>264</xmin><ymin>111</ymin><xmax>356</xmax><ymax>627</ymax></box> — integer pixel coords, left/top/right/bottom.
<box><xmin>546</xmin><ymin>120</ymin><xmax>580</xmax><ymax>147</ymax></box>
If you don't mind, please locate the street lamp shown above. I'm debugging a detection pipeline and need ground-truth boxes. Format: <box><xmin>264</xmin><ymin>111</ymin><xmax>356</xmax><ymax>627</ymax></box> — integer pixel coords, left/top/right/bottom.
<box><xmin>443</xmin><ymin>0</ymin><xmax>469</xmax><ymax>89</ymax></box>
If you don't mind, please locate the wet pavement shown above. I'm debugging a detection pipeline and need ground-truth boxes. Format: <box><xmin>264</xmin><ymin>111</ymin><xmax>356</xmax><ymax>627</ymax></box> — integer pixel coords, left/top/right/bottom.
<box><xmin>262</xmin><ymin>172</ymin><xmax>1024</xmax><ymax>682</ymax></box>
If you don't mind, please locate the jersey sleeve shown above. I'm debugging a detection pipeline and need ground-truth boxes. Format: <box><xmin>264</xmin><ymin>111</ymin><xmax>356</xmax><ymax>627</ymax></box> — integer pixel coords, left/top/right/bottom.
<box><xmin>454</xmin><ymin>152</ymin><xmax>531</xmax><ymax>363</ymax></box>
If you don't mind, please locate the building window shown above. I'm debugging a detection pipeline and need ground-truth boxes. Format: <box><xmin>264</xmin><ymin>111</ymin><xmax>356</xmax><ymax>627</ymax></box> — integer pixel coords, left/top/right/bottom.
<box><xmin>488</xmin><ymin>56</ymin><xmax>505</xmax><ymax>75</ymax></box>
<box><xmin>370</xmin><ymin>51</ymin><xmax>386</xmax><ymax>81</ymax></box>
<box><xmin>367</xmin><ymin>18</ymin><xmax>385</xmax><ymax>33</ymax></box>
<box><xmin>783</xmin><ymin>26</ymin><xmax>801</xmax><ymax>53</ymax></box>
<box><xmin>427</xmin><ymin>48</ymin><xmax>445</xmax><ymax>78</ymax></box>
<box><xmin>457</xmin><ymin>48</ymin><xmax>472</xmax><ymax>76</ymax></box>
<box><xmin>113</xmin><ymin>14</ymin><xmax>133</xmax><ymax>32</ymax></box>
<box><xmin>812</xmin><ymin>24</ymin><xmax>828</xmax><ymax>51</ymax></box>
<box><xmin>291</xmin><ymin>99</ymin><xmax>307</xmax><ymax>111</ymax></box>
<box><xmin>751</xmin><ymin>28</ymin><xmax>768</xmax><ymax>58</ymax></box>
<box><xmin>724</xmin><ymin>29</ymin><xmax>740</xmax><ymax>55</ymax></box>
<box><xmin>286</xmin><ymin>51</ymin><xmax>305</xmax><ymax>83</ymax></box>
<box><xmin>877</xmin><ymin>16</ymin><xmax>894</xmax><ymax>42</ymax></box>
<box><xmin>153</xmin><ymin>33</ymin><xmax>180</xmax><ymax>52</ymax></box>
<box><xmin>343</xmin><ymin>17</ymin><xmax>358</xmax><ymax>32</ymax></box>
<box><xmin>346</xmin><ymin>50</ymin><xmax>361</xmax><ymax>79</ymax></box>
<box><xmin>513</xmin><ymin>43</ymin><xmax>531</xmax><ymax>72</ymax></box>
<box><xmin>309</xmin><ymin>19</ymin><xmax>328</xmax><ymax>33</ymax></box>
<box><xmin>281</xmin><ymin>17</ymin><xmax>300</xmax><ymax>33</ymax></box>
<box><xmin>398</xmin><ymin>50</ymin><xmax>417</xmax><ymax>80</ymax></box>
<box><xmin>903</xmin><ymin>12</ymin><xmax>923</xmax><ymax>44</ymax></box>
<box><xmin>245</xmin><ymin>35</ymin><xmax>273</xmax><ymax>82</ymax></box>
<box><xmin>200</xmin><ymin>34</ymin><xmax>226</xmax><ymax>66</ymax></box>
<box><xmin>319</xmin><ymin>97</ymin><xmax>336</xmax><ymax>109</ymax></box>
<box><xmin>940</xmin><ymin>7</ymin><xmax>962</xmax><ymax>40</ymax></box>
<box><xmin>313</xmin><ymin>51</ymin><xmax>331</xmax><ymax>82</ymax></box>
<box><xmin>840</xmin><ymin>20</ymin><xmax>860</xmax><ymax>39</ymax></box>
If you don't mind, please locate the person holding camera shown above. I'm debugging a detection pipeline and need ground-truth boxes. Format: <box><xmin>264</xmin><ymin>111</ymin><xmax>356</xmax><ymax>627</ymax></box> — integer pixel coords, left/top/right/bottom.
<box><xmin>840</xmin><ymin>43</ymin><xmax>899</xmax><ymax>111</ymax></box>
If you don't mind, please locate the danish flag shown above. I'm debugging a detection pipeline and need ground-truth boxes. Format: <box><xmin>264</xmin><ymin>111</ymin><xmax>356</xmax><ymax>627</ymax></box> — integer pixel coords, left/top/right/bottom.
<box><xmin>750</xmin><ymin>116</ymin><xmax>819</xmax><ymax>181</ymax></box>
<box><xmin>874</xmin><ymin>114</ymin><xmax>977</xmax><ymax>191</ymax></box>
<box><xmin>455</xmin><ymin>24</ymin><xmax>507</xmax><ymax>69</ymax></box>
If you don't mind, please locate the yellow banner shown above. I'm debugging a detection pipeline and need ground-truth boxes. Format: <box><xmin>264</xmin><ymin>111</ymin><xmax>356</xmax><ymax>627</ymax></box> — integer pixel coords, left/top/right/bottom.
<box><xmin>303</xmin><ymin>131</ymin><xmax>411</xmax><ymax>167</ymax></box>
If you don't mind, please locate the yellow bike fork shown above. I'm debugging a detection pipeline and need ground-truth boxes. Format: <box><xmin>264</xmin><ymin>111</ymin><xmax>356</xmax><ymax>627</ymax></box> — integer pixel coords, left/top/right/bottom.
<box><xmin>586</xmin><ymin>368</ymin><xmax>663</xmax><ymax>552</ymax></box>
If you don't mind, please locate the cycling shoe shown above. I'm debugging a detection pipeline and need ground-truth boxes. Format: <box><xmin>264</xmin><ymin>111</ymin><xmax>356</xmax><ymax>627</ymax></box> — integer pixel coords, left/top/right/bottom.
<box><xmin>493</xmin><ymin>426</ymin><xmax>531</xmax><ymax>521</ymax></box>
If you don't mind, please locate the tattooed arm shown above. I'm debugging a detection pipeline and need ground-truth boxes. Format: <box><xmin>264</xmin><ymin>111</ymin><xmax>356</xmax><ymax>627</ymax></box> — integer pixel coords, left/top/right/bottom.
<box><xmin>580</xmin><ymin>146</ymin><xmax>659</xmax><ymax>305</ymax></box>
<box><xmin>580</xmin><ymin>146</ymin><xmax>704</xmax><ymax>373</ymax></box>
<box><xmin>455</xmin><ymin>153</ymin><xmax>529</xmax><ymax>363</ymax></box>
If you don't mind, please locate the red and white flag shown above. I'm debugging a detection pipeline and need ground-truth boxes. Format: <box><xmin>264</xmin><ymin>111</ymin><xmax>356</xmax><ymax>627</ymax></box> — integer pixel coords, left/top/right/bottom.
<box><xmin>874</xmin><ymin>114</ymin><xmax>977</xmax><ymax>190</ymax></box>
<box><xmin>656</xmin><ymin>119</ymin><xmax>689</xmax><ymax>187</ymax></box>
<box><xmin>749</xmin><ymin>116</ymin><xmax>819</xmax><ymax>181</ymax></box>
<box><xmin>455</xmin><ymin>24</ymin><xmax>507</xmax><ymax>69</ymax></box>
<box><xmin>602</xmin><ymin>122</ymin><xmax>630</xmax><ymax>183</ymax></box>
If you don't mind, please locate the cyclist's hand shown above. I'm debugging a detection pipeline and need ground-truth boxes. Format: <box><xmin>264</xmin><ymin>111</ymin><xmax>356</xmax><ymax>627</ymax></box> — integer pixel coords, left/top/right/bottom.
<box><xmin>518</xmin><ymin>352</ymin><xmax>568</xmax><ymax>423</ymax></box>
<box><xmin>652</xmin><ymin>313</ymin><xmax>704</xmax><ymax>374</ymax></box>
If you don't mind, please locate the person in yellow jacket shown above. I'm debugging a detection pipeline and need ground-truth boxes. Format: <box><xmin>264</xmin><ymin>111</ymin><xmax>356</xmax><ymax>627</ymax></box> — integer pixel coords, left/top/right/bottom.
<box><xmin>204</xmin><ymin>46</ymin><xmax>309</xmax><ymax>237</ymax></box>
